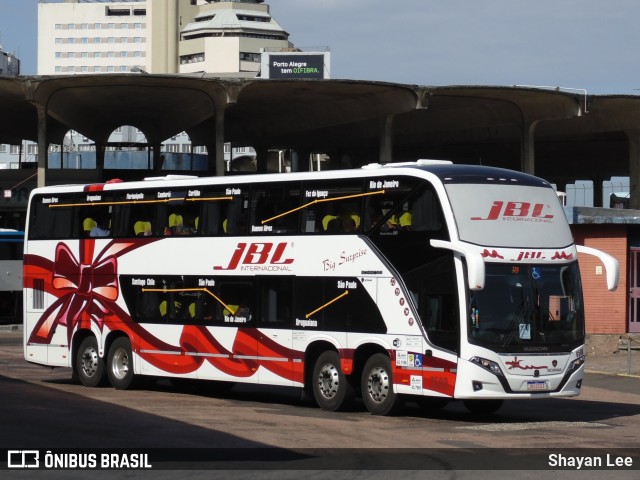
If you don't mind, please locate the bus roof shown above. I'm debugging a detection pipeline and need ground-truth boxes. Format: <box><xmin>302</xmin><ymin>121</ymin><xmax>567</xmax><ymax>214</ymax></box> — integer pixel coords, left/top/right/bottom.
<box><xmin>28</xmin><ymin>161</ymin><xmax>552</xmax><ymax>194</ymax></box>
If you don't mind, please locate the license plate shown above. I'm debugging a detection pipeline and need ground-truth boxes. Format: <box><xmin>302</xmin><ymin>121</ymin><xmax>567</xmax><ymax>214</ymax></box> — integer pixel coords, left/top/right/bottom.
<box><xmin>527</xmin><ymin>381</ymin><xmax>548</xmax><ymax>391</ymax></box>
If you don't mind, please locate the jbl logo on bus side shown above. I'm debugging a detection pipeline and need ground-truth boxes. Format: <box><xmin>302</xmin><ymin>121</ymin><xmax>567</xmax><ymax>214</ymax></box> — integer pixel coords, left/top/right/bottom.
<box><xmin>214</xmin><ymin>242</ymin><xmax>294</xmax><ymax>271</ymax></box>
<box><xmin>471</xmin><ymin>201</ymin><xmax>554</xmax><ymax>221</ymax></box>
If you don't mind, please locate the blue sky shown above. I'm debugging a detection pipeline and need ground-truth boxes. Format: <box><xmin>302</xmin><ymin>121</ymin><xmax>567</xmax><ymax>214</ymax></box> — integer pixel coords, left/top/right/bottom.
<box><xmin>2</xmin><ymin>0</ymin><xmax>640</xmax><ymax>94</ymax></box>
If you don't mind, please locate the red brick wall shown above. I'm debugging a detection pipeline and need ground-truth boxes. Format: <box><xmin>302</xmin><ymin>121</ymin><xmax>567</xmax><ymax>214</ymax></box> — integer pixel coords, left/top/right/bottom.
<box><xmin>572</xmin><ymin>225</ymin><xmax>627</xmax><ymax>334</ymax></box>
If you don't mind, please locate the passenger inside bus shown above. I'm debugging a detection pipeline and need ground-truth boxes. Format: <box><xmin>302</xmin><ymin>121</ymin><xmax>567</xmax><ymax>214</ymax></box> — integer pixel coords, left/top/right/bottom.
<box><xmin>167</xmin><ymin>212</ymin><xmax>183</xmax><ymax>233</ymax></box>
<box><xmin>390</xmin><ymin>210</ymin><xmax>412</xmax><ymax>230</ymax></box>
<box><xmin>134</xmin><ymin>220</ymin><xmax>152</xmax><ymax>236</ymax></box>
<box><xmin>90</xmin><ymin>216</ymin><xmax>110</xmax><ymax>237</ymax></box>
<box><xmin>325</xmin><ymin>213</ymin><xmax>360</xmax><ymax>233</ymax></box>
<box><xmin>83</xmin><ymin>217</ymin><xmax>97</xmax><ymax>236</ymax></box>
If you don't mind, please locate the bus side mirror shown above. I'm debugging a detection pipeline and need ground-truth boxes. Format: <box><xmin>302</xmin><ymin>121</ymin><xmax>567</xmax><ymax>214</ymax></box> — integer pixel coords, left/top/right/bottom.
<box><xmin>576</xmin><ymin>245</ymin><xmax>619</xmax><ymax>291</ymax></box>
<box><xmin>430</xmin><ymin>239</ymin><xmax>485</xmax><ymax>291</ymax></box>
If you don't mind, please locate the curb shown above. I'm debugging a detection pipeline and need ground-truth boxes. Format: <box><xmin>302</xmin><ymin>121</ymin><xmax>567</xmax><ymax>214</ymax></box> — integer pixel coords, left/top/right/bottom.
<box><xmin>585</xmin><ymin>369</ymin><xmax>640</xmax><ymax>379</ymax></box>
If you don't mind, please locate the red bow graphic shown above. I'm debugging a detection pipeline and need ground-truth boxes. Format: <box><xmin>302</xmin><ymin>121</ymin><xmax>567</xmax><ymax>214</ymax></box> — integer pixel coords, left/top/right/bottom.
<box><xmin>30</xmin><ymin>241</ymin><xmax>119</xmax><ymax>346</ymax></box>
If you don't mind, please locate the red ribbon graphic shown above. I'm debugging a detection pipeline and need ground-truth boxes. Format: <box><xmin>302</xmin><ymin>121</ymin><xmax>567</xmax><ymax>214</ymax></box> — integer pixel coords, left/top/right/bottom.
<box><xmin>25</xmin><ymin>238</ymin><xmax>305</xmax><ymax>383</ymax></box>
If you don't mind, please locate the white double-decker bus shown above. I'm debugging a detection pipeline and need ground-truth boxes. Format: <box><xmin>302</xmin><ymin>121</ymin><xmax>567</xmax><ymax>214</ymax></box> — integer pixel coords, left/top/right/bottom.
<box><xmin>23</xmin><ymin>160</ymin><xmax>618</xmax><ymax>415</ymax></box>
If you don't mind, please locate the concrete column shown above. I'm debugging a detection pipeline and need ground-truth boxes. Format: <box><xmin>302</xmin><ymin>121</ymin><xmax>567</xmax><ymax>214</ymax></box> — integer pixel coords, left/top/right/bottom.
<box><xmin>153</xmin><ymin>143</ymin><xmax>162</xmax><ymax>174</ymax></box>
<box><xmin>255</xmin><ymin>146</ymin><xmax>269</xmax><ymax>173</ymax></box>
<box><xmin>214</xmin><ymin>106</ymin><xmax>226</xmax><ymax>176</ymax></box>
<box><xmin>379</xmin><ymin>114</ymin><xmax>394</xmax><ymax>164</ymax></box>
<box><xmin>36</xmin><ymin>105</ymin><xmax>47</xmax><ymax>188</ymax></box>
<box><xmin>592</xmin><ymin>176</ymin><xmax>603</xmax><ymax>208</ymax></box>
<box><xmin>290</xmin><ymin>150</ymin><xmax>299</xmax><ymax>172</ymax></box>
<box><xmin>628</xmin><ymin>131</ymin><xmax>640</xmax><ymax>210</ymax></box>
<box><xmin>294</xmin><ymin>150</ymin><xmax>311</xmax><ymax>172</ymax></box>
<box><xmin>96</xmin><ymin>142</ymin><xmax>105</xmax><ymax>181</ymax></box>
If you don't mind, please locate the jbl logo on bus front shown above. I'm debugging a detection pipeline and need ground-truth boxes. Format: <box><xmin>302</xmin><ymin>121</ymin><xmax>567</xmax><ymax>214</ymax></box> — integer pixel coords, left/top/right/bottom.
<box><xmin>214</xmin><ymin>242</ymin><xmax>294</xmax><ymax>271</ymax></box>
<box><xmin>471</xmin><ymin>201</ymin><xmax>554</xmax><ymax>221</ymax></box>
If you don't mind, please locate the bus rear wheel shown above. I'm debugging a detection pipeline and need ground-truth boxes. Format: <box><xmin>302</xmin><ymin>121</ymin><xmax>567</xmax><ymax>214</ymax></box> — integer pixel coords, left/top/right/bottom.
<box><xmin>361</xmin><ymin>353</ymin><xmax>401</xmax><ymax>415</ymax></box>
<box><xmin>107</xmin><ymin>337</ymin><xmax>138</xmax><ymax>390</ymax></box>
<box><xmin>76</xmin><ymin>336</ymin><xmax>105</xmax><ymax>387</ymax></box>
<box><xmin>312</xmin><ymin>351</ymin><xmax>354</xmax><ymax>411</ymax></box>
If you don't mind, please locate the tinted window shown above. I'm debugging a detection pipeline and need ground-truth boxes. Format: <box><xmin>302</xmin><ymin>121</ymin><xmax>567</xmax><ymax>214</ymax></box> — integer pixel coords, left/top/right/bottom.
<box><xmin>301</xmin><ymin>180</ymin><xmax>364</xmax><ymax>234</ymax></box>
<box><xmin>250</xmin><ymin>183</ymin><xmax>301</xmax><ymax>235</ymax></box>
<box><xmin>28</xmin><ymin>194</ymin><xmax>74</xmax><ymax>240</ymax></box>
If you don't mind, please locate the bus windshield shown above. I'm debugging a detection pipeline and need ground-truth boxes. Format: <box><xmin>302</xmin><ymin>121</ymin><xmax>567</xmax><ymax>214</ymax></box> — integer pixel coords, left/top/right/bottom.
<box><xmin>468</xmin><ymin>262</ymin><xmax>584</xmax><ymax>353</ymax></box>
<box><xmin>444</xmin><ymin>183</ymin><xmax>573</xmax><ymax>249</ymax></box>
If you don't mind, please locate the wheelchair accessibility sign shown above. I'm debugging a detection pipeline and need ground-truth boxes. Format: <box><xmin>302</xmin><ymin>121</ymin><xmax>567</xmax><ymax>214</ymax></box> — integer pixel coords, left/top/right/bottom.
<box><xmin>397</xmin><ymin>351</ymin><xmax>423</xmax><ymax>367</ymax></box>
<box><xmin>408</xmin><ymin>353</ymin><xmax>423</xmax><ymax>367</ymax></box>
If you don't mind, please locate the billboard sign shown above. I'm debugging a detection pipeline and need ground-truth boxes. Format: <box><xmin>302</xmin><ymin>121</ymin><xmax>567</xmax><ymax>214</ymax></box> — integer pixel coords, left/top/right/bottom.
<box><xmin>264</xmin><ymin>53</ymin><xmax>328</xmax><ymax>79</ymax></box>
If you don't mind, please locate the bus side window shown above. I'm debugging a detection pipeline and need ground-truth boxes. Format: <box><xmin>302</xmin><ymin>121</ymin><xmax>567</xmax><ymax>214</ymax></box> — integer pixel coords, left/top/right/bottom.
<box><xmin>111</xmin><ymin>191</ymin><xmax>158</xmax><ymax>238</ymax></box>
<box><xmin>213</xmin><ymin>279</ymin><xmax>255</xmax><ymax>326</ymax></box>
<box><xmin>294</xmin><ymin>277</ymin><xmax>324</xmax><ymax>328</ymax></box>
<box><xmin>303</xmin><ymin>181</ymin><xmax>363</xmax><ymax>234</ymax></box>
<box><xmin>259</xmin><ymin>277</ymin><xmax>293</xmax><ymax>328</ymax></box>
<box><xmin>79</xmin><ymin>204</ymin><xmax>112</xmax><ymax>238</ymax></box>
<box><xmin>199</xmin><ymin>196</ymin><xmax>222</xmax><ymax>236</ymax></box>
<box><xmin>163</xmin><ymin>191</ymin><xmax>200</xmax><ymax>236</ymax></box>
<box><xmin>225</xmin><ymin>193</ymin><xmax>248</xmax><ymax>235</ymax></box>
<box><xmin>137</xmin><ymin>290</ymin><xmax>160</xmax><ymax>321</ymax></box>
<box><xmin>189</xmin><ymin>290</ymin><xmax>215</xmax><ymax>323</ymax></box>
<box><xmin>251</xmin><ymin>184</ymin><xmax>300</xmax><ymax>234</ymax></box>
<box><xmin>411</xmin><ymin>188</ymin><xmax>443</xmax><ymax>232</ymax></box>
<box><xmin>28</xmin><ymin>195</ymin><xmax>74</xmax><ymax>240</ymax></box>
<box><xmin>405</xmin><ymin>255</ymin><xmax>459</xmax><ymax>353</ymax></box>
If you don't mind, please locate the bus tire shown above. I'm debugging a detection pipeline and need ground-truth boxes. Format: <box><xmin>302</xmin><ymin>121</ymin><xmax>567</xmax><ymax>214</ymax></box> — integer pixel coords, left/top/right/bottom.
<box><xmin>107</xmin><ymin>337</ymin><xmax>138</xmax><ymax>390</ymax></box>
<box><xmin>361</xmin><ymin>353</ymin><xmax>401</xmax><ymax>415</ymax></box>
<box><xmin>76</xmin><ymin>336</ymin><xmax>105</xmax><ymax>387</ymax></box>
<box><xmin>463</xmin><ymin>399</ymin><xmax>504</xmax><ymax>415</ymax></box>
<box><xmin>312</xmin><ymin>351</ymin><xmax>354</xmax><ymax>411</ymax></box>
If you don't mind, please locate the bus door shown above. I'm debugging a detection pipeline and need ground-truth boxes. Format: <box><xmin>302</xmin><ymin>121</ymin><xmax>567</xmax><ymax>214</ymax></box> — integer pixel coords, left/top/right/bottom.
<box><xmin>256</xmin><ymin>276</ymin><xmax>295</xmax><ymax>386</ymax></box>
<box><xmin>404</xmin><ymin>255</ymin><xmax>460</xmax><ymax>397</ymax></box>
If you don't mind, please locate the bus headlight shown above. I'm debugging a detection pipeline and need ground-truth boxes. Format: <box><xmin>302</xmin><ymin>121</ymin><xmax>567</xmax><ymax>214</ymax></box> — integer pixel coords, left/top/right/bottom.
<box><xmin>568</xmin><ymin>355</ymin><xmax>585</xmax><ymax>373</ymax></box>
<box><xmin>470</xmin><ymin>356</ymin><xmax>503</xmax><ymax>376</ymax></box>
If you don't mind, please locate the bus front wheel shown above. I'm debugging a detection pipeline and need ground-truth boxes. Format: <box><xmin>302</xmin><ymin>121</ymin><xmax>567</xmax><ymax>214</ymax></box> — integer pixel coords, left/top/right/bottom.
<box><xmin>76</xmin><ymin>336</ymin><xmax>105</xmax><ymax>387</ymax></box>
<box><xmin>107</xmin><ymin>337</ymin><xmax>138</xmax><ymax>390</ymax></box>
<box><xmin>361</xmin><ymin>353</ymin><xmax>401</xmax><ymax>415</ymax></box>
<box><xmin>312</xmin><ymin>351</ymin><xmax>354</xmax><ymax>411</ymax></box>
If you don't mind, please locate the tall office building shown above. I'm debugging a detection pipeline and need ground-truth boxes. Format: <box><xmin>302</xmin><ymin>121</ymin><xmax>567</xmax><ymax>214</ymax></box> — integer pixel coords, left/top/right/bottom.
<box><xmin>38</xmin><ymin>0</ymin><xmax>292</xmax><ymax>75</ymax></box>
<box><xmin>0</xmin><ymin>48</ymin><xmax>20</xmax><ymax>77</ymax></box>
<box><xmin>35</xmin><ymin>0</ymin><xmax>297</xmax><ymax>171</ymax></box>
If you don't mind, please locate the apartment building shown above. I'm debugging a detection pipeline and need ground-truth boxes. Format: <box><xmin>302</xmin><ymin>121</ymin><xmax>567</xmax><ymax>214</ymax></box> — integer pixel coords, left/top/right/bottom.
<box><xmin>37</xmin><ymin>0</ymin><xmax>291</xmax><ymax>75</ymax></box>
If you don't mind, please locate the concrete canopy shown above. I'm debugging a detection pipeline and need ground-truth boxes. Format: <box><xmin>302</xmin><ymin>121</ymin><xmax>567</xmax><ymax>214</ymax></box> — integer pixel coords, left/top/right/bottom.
<box><xmin>2</xmin><ymin>74</ymin><xmax>640</xmax><ymax>206</ymax></box>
